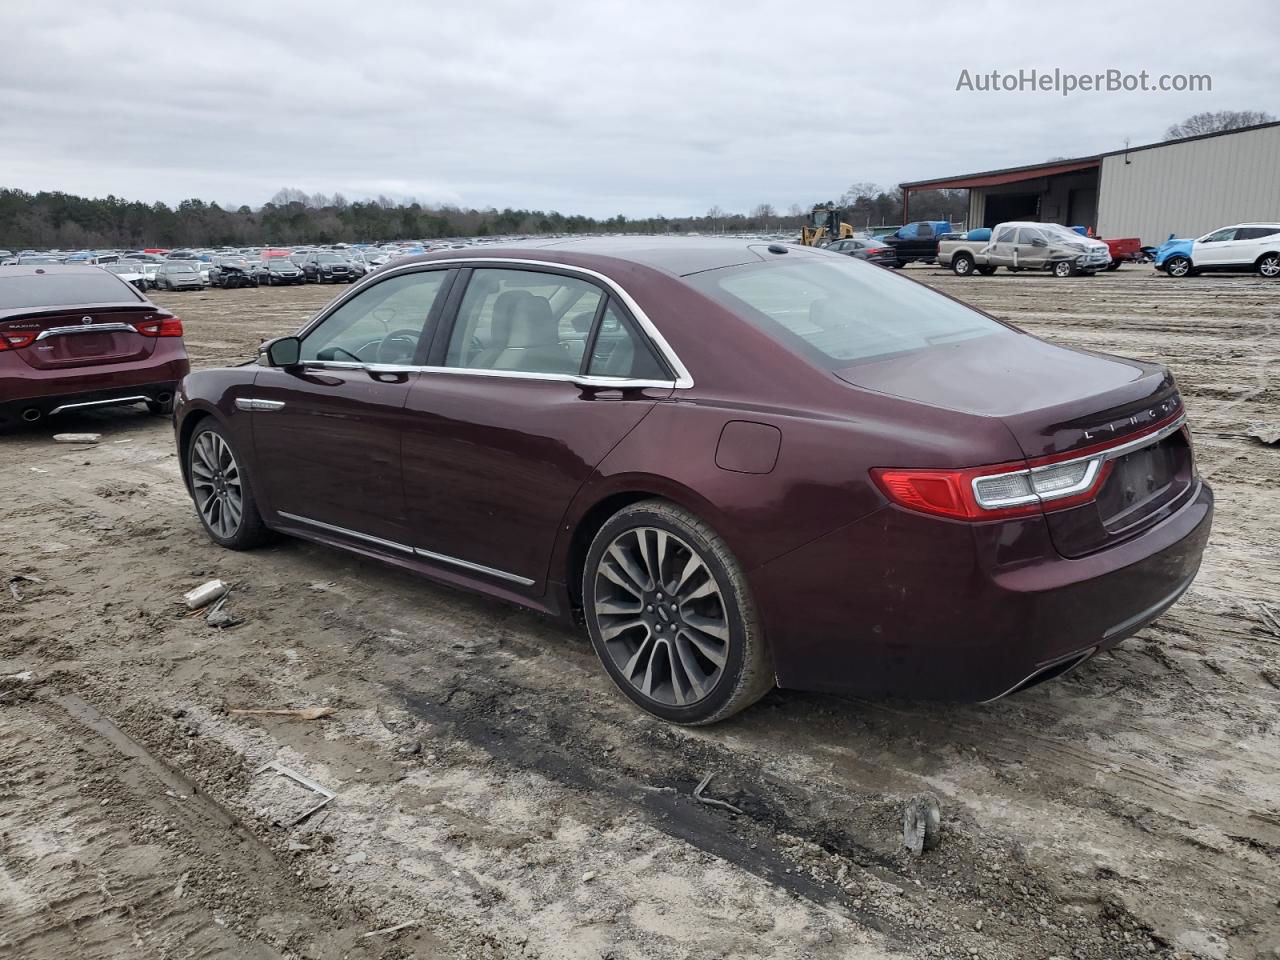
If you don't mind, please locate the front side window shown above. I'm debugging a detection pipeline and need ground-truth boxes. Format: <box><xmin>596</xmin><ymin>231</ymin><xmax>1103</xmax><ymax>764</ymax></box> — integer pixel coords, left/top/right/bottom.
<box><xmin>1016</xmin><ymin>228</ymin><xmax>1046</xmax><ymax>245</ymax></box>
<box><xmin>689</xmin><ymin>258</ymin><xmax>1009</xmax><ymax>368</ymax></box>
<box><xmin>1200</xmin><ymin>228</ymin><xmax>1236</xmax><ymax>243</ymax></box>
<box><xmin>444</xmin><ymin>268</ymin><xmax>603</xmax><ymax>375</ymax></box>
<box><xmin>300</xmin><ymin>269</ymin><xmax>447</xmax><ymax>365</ymax></box>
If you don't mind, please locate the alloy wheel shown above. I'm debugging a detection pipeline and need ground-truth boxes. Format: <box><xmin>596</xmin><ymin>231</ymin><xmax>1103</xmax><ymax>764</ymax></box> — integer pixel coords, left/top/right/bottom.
<box><xmin>592</xmin><ymin>526</ymin><xmax>730</xmax><ymax>707</ymax></box>
<box><xmin>1167</xmin><ymin>257</ymin><xmax>1190</xmax><ymax>277</ymax></box>
<box><xmin>190</xmin><ymin>431</ymin><xmax>244</xmax><ymax>539</ymax></box>
<box><xmin>1259</xmin><ymin>255</ymin><xmax>1280</xmax><ymax>278</ymax></box>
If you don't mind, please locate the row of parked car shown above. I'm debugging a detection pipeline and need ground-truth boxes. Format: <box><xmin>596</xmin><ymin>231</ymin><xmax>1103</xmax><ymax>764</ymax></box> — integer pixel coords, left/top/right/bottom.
<box><xmin>931</xmin><ymin>221</ymin><xmax>1280</xmax><ymax>279</ymax></box>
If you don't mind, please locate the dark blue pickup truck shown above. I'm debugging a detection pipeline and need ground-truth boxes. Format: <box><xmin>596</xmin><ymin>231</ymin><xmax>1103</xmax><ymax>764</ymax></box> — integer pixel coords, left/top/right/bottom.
<box><xmin>881</xmin><ymin>221</ymin><xmax>954</xmax><ymax>267</ymax></box>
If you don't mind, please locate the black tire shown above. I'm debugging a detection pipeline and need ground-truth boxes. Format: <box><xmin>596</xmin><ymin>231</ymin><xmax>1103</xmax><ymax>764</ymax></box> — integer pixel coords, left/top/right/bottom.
<box><xmin>1165</xmin><ymin>255</ymin><xmax>1192</xmax><ymax>278</ymax></box>
<box><xmin>1106</xmin><ymin>260</ymin><xmax>1122</xmax><ymax>271</ymax></box>
<box><xmin>976</xmin><ymin>265</ymin><xmax>997</xmax><ymax>276</ymax></box>
<box><xmin>582</xmin><ymin>499</ymin><xmax>773</xmax><ymax>725</ymax></box>
<box><xmin>1052</xmin><ymin>260</ymin><xmax>1077</xmax><ymax>278</ymax></box>
<box><xmin>186</xmin><ymin>421</ymin><xmax>272</xmax><ymax>550</ymax></box>
<box><xmin>1256</xmin><ymin>253</ymin><xmax>1280</xmax><ymax>278</ymax></box>
<box><xmin>951</xmin><ymin>253</ymin><xmax>975</xmax><ymax>276</ymax></box>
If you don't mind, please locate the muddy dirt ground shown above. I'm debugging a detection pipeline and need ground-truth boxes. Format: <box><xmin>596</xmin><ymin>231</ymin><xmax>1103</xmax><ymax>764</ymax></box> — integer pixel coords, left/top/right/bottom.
<box><xmin>1</xmin><ymin>266</ymin><xmax>1277</xmax><ymax>960</ymax></box>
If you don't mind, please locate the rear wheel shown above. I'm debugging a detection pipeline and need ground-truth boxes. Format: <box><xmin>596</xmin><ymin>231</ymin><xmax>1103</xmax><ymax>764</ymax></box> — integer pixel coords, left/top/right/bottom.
<box><xmin>146</xmin><ymin>396</ymin><xmax>174</xmax><ymax>416</ymax></box>
<box><xmin>976</xmin><ymin>265</ymin><xmax>997</xmax><ymax>276</ymax></box>
<box><xmin>1257</xmin><ymin>253</ymin><xmax>1280</xmax><ymax>278</ymax></box>
<box><xmin>188</xmin><ymin>422</ymin><xmax>271</xmax><ymax>550</ymax></box>
<box><xmin>1165</xmin><ymin>255</ymin><xmax>1192</xmax><ymax>277</ymax></box>
<box><xmin>951</xmin><ymin>253</ymin><xmax>975</xmax><ymax>276</ymax></box>
<box><xmin>583</xmin><ymin>500</ymin><xmax>772</xmax><ymax>725</ymax></box>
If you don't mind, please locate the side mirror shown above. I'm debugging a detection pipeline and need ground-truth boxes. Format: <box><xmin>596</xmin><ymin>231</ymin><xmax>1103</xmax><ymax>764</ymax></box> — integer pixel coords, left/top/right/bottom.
<box><xmin>260</xmin><ymin>336</ymin><xmax>301</xmax><ymax>368</ymax></box>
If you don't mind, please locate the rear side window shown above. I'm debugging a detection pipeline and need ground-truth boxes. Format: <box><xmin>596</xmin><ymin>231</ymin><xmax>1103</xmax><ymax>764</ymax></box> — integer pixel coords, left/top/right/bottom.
<box><xmin>444</xmin><ymin>268</ymin><xmax>603</xmax><ymax>375</ymax></box>
<box><xmin>0</xmin><ymin>271</ymin><xmax>140</xmax><ymax>308</ymax></box>
<box><xmin>689</xmin><ymin>259</ymin><xmax>1009</xmax><ymax>368</ymax></box>
<box><xmin>586</xmin><ymin>302</ymin><xmax>668</xmax><ymax>380</ymax></box>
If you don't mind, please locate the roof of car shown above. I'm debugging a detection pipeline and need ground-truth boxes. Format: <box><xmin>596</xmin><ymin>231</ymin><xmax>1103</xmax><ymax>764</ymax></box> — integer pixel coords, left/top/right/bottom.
<box><xmin>0</xmin><ymin>263</ymin><xmax>116</xmax><ymax>278</ymax></box>
<box><xmin>403</xmin><ymin>236</ymin><xmax>834</xmax><ymax>277</ymax></box>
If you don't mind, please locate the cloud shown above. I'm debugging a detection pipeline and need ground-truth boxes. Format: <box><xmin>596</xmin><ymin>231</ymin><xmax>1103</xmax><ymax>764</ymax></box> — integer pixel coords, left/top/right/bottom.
<box><xmin>2</xmin><ymin>0</ymin><xmax>1276</xmax><ymax>216</ymax></box>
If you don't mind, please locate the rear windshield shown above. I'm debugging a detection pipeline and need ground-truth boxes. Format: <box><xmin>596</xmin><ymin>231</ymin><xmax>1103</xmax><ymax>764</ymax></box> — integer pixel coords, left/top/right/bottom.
<box><xmin>0</xmin><ymin>272</ymin><xmax>140</xmax><ymax>309</ymax></box>
<box><xmin>687</xmin><ymin>258</ymin><xmax>1009</xmax><ymax>367</ymax></box>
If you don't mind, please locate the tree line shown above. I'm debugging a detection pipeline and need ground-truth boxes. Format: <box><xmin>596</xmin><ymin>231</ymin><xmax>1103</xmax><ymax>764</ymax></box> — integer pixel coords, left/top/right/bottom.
<box><xmin>0</xmin><ymin>184</ymin><xmax>968</xmax><ymax>250</ymax></box>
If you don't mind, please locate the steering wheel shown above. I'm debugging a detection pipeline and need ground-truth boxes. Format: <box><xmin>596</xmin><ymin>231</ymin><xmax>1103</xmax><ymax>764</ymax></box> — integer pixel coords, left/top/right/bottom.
<box><xmin>376</xmin><ymin>328</ymin><xmax>421</xmax><ymax>364</ymax></box>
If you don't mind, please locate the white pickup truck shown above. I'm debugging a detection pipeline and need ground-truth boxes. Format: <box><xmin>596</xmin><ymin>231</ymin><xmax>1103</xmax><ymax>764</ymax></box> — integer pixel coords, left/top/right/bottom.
<box><xmin>938</xmin><ymin>222</ymin><xmax>1112</xmax><ymax>278</ymax></box>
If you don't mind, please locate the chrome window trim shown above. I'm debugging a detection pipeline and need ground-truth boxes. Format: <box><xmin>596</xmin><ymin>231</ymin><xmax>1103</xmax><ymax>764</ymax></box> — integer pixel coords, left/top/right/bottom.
<box><xmin>36</xmin><ymin>322</ymin><xmax>138</xmax><ymax>340</ymax></box>
<box><xmin>299</xmin><ymin>358</ymin><xmax>673</xmax><ymax>390</ymax></box>
<box><xmin>971</xmin><ymin>414</ymin><xmax>1187</xmax><ymax>511</ymax></box>
<box><xmin>297</xmin><ymin>257</ymin><xmax>694</xmax><ymax>389</ymax></box>
<box><xmin>276</xmin><ymin>511</ymin><xmax>534</xmax><ymax>586</ymax></box>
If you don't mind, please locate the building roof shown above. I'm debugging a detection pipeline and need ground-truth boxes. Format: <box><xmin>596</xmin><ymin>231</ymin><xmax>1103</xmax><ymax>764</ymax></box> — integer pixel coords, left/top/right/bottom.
<box><xmin>900</xmin><ymin>120</ymin><xmax>1280</xmax><ymax>191</ymax></box>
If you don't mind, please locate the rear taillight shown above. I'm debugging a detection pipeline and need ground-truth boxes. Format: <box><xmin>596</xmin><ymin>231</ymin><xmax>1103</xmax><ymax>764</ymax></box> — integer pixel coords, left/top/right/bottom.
<box><xmin>873</xmin><ymin>412</ymin><xmax>1184</xmax><ymax>522</ymax></box>
<box><xmin>0</xmin><ymin>331</ymin><xmax>37</xmax><ymax>351</ymax></box>
<box><xmin>135</xmin><ymin>316</ymin><xmax>184</xmax><ymax>338</ymax></box>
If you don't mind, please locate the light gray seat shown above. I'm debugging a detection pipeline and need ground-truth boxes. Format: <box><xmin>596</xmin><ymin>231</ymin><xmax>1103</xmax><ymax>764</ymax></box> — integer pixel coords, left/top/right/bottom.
<box><xmin>487</xmin><ymin>292</ymin><xmax>576</xmax><ymax>374</ymax></box>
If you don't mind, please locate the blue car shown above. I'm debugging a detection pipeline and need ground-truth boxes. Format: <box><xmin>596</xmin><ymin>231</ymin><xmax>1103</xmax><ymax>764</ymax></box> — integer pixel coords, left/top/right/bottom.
<box><xmin>1153</xmin><ymin>234</ymin><xmax>1194</xmax><ymax>276</ymax></box>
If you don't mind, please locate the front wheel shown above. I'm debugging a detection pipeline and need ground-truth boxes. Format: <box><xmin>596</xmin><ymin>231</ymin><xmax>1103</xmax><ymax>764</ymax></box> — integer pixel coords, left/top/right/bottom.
<box><xmin>583</xmin><ymin>500</ymin><xmax>773</xmax><ymax>725</ymax></box>
<box><xmin>1106</xmin><ymin>260</ymin><xmax>1122</xmax><ymax>271</ymax></box>
<box><xmin>951</xmin><ymin>253</ymin><xmax>975</xmax><ymax>276</ymax></box>
<box><xmin>1052</xmin><ymin>260</ymin><xmax>1077</xmax><ymax>278</ymax></box>
<box><xmin>1165</xmin><ymin>255</ymin><xmax>1192</xmax><ymax>278</ymax></box>
<box><xmin>187</xmin><ymin>422</ymin><xmax>272</xmax><ymax>550</ymax></box>
<box><xmin>1257</xmin><ymin>253</ymin><xmax>1280</xmax><ymax>278</ymax></box>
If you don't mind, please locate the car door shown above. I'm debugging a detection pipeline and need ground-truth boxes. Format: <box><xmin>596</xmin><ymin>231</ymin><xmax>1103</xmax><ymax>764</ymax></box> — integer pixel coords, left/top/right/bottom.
<box><xmin>1192</xmin><ymin>227</ymin><xmax>1237</xmax><ymax>267</ymax></box>
<box><xmin>1223</xmin><ymin>226</ymin><xmax>1270</xmax><ymax>265</ymax></box>
<box><xmin>986</xmin><ymin>225</ymin><xmax>1018</xmax><ymax>267</ymax></box>
<box><xmin>248</xmin><ymin>266</ymin><xmax>455</xmax><ymax>546</ymax></box>
<box><xmin>401</xmin><ymin>265</ymin><xmax>678</xmax><ymax>593</ymax></box>
<box><xmin>1015</xmin><ymin>227</ymin><xmax>1049</xmax><ymax>269</ymax></box>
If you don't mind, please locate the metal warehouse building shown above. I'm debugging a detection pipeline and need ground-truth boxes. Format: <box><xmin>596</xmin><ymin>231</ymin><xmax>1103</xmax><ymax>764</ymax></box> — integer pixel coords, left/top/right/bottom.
<box><xmin>900</xmin><ymin>121</ymin><xmax>1280</xmax><ymax>244</ymax></box>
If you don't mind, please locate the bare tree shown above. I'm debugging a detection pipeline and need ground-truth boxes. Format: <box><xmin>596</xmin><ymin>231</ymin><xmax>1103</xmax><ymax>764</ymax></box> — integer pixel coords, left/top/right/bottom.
<box><xmin>750</xmin><ymin>203</ymin><xmax>776</xmax><ymax>220</ymax></box>
<box><xmin>840</xmin><ymin>182</ymin><xmax>882</xmax><ymax>206</ymax></box>
<box><xmin>1164</xmin><ymin>110</ymin><xmax>1275</xmax><ymax>140</ymax></box>
<box><xmin>787</xmin><ymin>203</ymin><xmax>803</xmax><ymax>217</ymax></box>
<box><xmin>706</xmin><ymin>205</ymin><xmax>726</xmax><ymax>220</ymax></box>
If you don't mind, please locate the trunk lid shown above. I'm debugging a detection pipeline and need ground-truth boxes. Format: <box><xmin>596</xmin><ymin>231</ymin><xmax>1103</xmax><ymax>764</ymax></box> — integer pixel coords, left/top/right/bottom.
<box><xmin>836</xmin><ymin>331</ymin><xmax>1195</xmax><ymax>557</ymax></box>
<box><xmin>1</xmin><ymin>306</ymin><xmax>161</xmax><ymax>370</ymax></box>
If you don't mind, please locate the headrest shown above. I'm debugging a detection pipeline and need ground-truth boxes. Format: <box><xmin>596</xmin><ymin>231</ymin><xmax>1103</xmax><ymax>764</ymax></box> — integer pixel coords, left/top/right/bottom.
<box><xmin>506</xmin><ymin>295</ymin><xmax>557</xmax><ymax>348</ymax></box>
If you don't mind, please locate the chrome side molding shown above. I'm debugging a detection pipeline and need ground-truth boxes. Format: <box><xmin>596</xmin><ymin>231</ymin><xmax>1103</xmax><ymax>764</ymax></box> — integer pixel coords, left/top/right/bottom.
<box><xmin>235</xmin><ymin>398</ymin><xmax>286</xmax><ymax>412</ymax></box>
<box><xmin>276</xmin><ymin>511</ymin><xmax>533</xmax><ymax>586</ymax></box>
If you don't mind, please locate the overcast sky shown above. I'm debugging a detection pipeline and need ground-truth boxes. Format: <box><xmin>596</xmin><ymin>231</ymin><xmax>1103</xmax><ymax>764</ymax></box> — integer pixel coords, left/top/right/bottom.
<box><xmin>3</xmin><ymin>2</ymin><xmax>1277</xmax><ymax>217</ymax></box>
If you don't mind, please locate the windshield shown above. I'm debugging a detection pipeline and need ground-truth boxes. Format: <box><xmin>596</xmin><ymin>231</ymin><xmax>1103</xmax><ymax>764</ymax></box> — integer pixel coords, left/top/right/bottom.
<box><xmin>688</xmin><ymin>258</ymin><xmax>1009</xmax><ymax>367</ymax></box>
<box><xmin>317</xmin><ymin>254</ymin><xmax>343</xmax><ymax>263</ymax></box>
<box><xmin>105</xmin><ymin>264</ymin><xmax>135</xmax><ymax>274</ymax></box>
<box><xmin>0</xmin><ymin>272</ymin><xmax>140</xmax><ymax>308</ymax></box>
<box><xmin>167</xmin><ymin>263</ymin><xmax>196</xmax><ymax>273</ymax></box>
<box><xmin>1040</xmin><ymin>223</ymin><xmax>1088</xmax><ymax>242</ymax></box>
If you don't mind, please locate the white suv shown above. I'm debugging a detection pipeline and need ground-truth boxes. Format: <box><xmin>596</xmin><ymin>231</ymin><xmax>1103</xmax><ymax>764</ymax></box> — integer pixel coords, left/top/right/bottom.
<box><xmin>1181</xmin><ymin>223</ymin><xmax>1280</xmax><ymax>277</ymax></box>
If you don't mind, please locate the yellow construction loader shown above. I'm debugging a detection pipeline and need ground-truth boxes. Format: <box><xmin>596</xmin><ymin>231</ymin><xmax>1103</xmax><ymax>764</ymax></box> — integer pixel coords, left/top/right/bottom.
<box><xmin>799</xmin><ymin>203</ymin><xmax>855</xmax><ymax>246</ymax></box>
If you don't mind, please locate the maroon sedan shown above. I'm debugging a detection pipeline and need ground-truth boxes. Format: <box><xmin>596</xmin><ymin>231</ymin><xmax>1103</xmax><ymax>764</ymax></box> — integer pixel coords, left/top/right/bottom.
<box><xmin>173</xmin><ymin>239</ymin><xmax>1212</xmax><ymax>724</ymax></box>
<box><xmin>0</xmin><ymin>265</ymin><xmax>189</xmax><ymax>426</ymax></box>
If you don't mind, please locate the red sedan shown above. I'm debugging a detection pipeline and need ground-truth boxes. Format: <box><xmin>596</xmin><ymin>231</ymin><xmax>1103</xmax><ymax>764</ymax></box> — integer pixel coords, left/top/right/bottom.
<box><xmin>1</xmin><ymin>265</ymin><xmax>189</xmax><ymax>426</ymax></box>
<box><xmin>173</xmin><ymin>239</ymin><xmax>1211</xmax><ymax>724</ymax></box>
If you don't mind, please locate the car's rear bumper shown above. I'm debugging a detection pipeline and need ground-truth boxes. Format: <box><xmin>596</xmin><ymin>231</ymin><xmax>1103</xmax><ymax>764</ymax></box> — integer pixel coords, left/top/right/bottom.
<box><xmin>0</xmin><ymin>347</ymin><xmax>190</xmax><ymax>424</ymax></box>
<box><xmin>752</xmin><ymin>480</ymin><xmax>1213</xmax><ymax>701</ymax></box>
